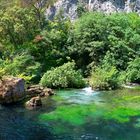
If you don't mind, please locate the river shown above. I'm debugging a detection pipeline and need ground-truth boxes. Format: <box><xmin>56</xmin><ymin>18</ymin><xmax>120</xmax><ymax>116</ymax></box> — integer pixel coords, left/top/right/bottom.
<box><xmin>0</xmin><ymin>88</ymin><xmax>140</xmax><ymax>140</ymax></box>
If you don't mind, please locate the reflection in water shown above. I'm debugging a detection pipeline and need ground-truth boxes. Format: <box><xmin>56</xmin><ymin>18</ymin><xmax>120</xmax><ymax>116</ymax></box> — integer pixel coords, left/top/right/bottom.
<box><xmin>0</xmin><ymin>88</ymin><xmax>140</xmax><ymax>140</ymax></box>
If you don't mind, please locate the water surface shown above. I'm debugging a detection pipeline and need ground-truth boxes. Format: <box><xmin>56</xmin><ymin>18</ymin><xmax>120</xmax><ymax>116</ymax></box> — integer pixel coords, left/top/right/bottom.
<box><xmin>0</xmin><ymin>88</ymin><xmax>140</xmax><ymax>140</ymax></box>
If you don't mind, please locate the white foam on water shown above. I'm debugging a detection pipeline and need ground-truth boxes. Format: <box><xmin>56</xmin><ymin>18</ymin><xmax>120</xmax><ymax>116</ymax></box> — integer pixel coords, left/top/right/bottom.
<box><xmin>82</xmin><ymin>87</ymin><xmax>93</xmax><ymax>92</ymax></box>
<box><xmin>81</xmin><ymin>87</ymin><xmax>101</xmax><ymax>97</ymax></box>
<box><xmin>82</xmin><ymin>87</ymin><xmax>93</xmax><ymax>95</ymax></box>
<box><xmin>123</xmin><ymin>85</ymin><xmax>135</xmax><ymax>89</ymax></box>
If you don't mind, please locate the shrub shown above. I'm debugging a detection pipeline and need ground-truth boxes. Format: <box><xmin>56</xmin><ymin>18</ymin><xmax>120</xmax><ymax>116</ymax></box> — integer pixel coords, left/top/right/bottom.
<box><xmin>89</xmin><ymin>64</ymin><xmax>122</xmax><ymax>90</ymax></box>
<box><xmin>125</xmin><ymin>58</ymin><xmax>140</xmax><ymax>83</ymax></box>
<box><xmin>0</xmin><ymin>54</ymin><xmax>41</xmax><ymax>83</ymax></box>
<box><xmin>40</xmin><ymin>62</ymin><xmax>85</xmax><ymax>88</ymax></box>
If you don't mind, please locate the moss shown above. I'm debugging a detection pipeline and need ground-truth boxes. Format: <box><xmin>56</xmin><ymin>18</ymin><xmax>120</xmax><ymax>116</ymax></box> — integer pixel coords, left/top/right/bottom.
<box><xmin>39</xmin><ymin>104</ymin><xmax>101</xmax><ymax>126</ymax></box>
<box><xmin>39</xmin><ymin>101</ymin><xmax>140</xmax><ymax>125</ymax></box>
<box><xmin>39</xmin><ymin>88</ymin><xmax>140</xmax><ymax>127</ymax></box>
<box><xmin>104</xmin><ymin>107</ymin><xmax>140</xmax><ymax>123</ymax></box>
<box><xmin>123</xmin><ymin>96</ymin><xmax>140</xmax><ymax>102</ymax></box>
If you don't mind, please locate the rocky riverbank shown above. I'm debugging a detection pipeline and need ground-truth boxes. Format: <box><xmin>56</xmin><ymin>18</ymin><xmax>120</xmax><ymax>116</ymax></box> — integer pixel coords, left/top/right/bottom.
<box><xmin>0</xmin><ymin>77</ymin><xmax>54</xmax><ymax>108</ymax></box>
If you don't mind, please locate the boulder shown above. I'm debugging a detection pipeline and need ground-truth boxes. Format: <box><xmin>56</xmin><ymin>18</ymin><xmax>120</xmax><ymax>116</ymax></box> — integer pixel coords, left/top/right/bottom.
<box><xmin>27</xmin><ymin>85</ymin><xmax>54</xmax><ymax>97</ymax></box>
<box><xmin>25</xmin><ymin>96</ymin><xmax>42</xmax><ymax>108</ymax></box>
<box><xmin>0</xmin><ymin>77</ymin><xmax>25</xmax><ymax>104</ymax></box>
<box><xmin>40</xmin><ymin>88</ymin><xmax>54</xmax><ymax>96</ymax></box>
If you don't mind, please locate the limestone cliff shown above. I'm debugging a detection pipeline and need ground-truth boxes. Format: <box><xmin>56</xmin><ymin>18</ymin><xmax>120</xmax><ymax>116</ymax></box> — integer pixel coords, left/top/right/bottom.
<box><xmin>45</xmin><ymin>0</ymin><xmax>140</xmax><ymax>20</ymax></box>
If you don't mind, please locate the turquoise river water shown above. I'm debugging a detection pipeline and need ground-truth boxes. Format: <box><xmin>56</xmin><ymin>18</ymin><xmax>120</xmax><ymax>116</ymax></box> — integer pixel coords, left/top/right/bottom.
<box><xmin>0</xmin><ymin>88</ymin><xmax>140</xmax><ymax>140</ymax></box>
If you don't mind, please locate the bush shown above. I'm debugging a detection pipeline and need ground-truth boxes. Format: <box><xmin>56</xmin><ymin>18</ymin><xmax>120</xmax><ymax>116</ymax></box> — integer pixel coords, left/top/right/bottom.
<box><xmin>125</xmin><ymin>58</ymin><xmax>140</xmax><ymax>83</ymax></box>
<box><xmin>40</xmin><ymin>62</ymin><xmax>85</xmax><ymax>88</ymax></box>
<box><xmin>0</xmin><ymin>54</ymin><xmax>41</xmax><ymax>83</ymax></box>
<box><xmin>89</xmin><ymin>64</ymin><xmax>122</xmax><ymax>90</ymax></box>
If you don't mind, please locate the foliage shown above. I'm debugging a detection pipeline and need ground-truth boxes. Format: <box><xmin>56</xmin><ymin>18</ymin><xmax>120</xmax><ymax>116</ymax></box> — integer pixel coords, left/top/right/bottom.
<box><xmin>0</xmin><ymin>6</ymin><xmax>42</xmax><ymax>46</ymax></box>
<box><xmin>71</xmin><ymin>12</ymin><xmax>140</xmax><ymax>74</ymax></box>
<box><xmin>89</xmin><ymin>63</ymin><xmax>122</xmax><ymax>90</ymax></box>
<box><xmin>40</xmin><ymin>62</ymin><xmax>85</xmax><ymax>88</ymax></box>
<box><xmin>0</xmin><ymin>1</ymin><xmax>140</xmax><ymax>88</ymax></box>
<box><xmin>77</xmin><ymin>2</ymin><xmax>87</xmax><ymax>17</ymax></box>
<box><xmin>125</xmin><ymin>57</ymin><xmax>140</xmax><ymax>83</ymax></box>
<box><xmin>31</xmin><ymin>18</ymin><xmax>72</xmax><ymax>72</ymax></box>
<box><xmin>0</xmin><ymin>54</ymin><xmax>41</xmax><ymax>83</ymax></box>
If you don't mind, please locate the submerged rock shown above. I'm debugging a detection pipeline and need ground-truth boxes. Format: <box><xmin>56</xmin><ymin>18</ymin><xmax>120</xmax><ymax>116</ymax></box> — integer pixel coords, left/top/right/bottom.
<box><xmin>25</xmin><ymin>96</ymin><xmax>42</xmax><ymax>108</ymax></box>
<box><xmin>0</xmin><ymin>77</ymin><xmax>25</xmax><ymax>104</ymax></box>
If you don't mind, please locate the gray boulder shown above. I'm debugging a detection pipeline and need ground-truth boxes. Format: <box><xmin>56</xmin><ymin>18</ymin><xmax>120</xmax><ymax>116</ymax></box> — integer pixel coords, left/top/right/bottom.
<box><xmin>0</xmin><ymin>77</ymin><xmax>25</xmax><ymax>104</ymax></box>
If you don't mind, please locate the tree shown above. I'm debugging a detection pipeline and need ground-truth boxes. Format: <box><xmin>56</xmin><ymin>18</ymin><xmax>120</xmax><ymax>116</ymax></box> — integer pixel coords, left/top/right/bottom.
<box><xmin>0</xmin><ymin>6</ymin><xmax>40</xmax><ymax>46</ymax></box>
<box><xmin>31</xmin><ymin>17</ymin><xmax>72</xmax><ymax>72</ymax></box>
<box><xmin>70</xmin><ymin>12</ymin><xmax>140</xmax><ymax>74</ymax></box>
<box><xmin>20</xmin><ymin>0</ymin><xmax>56</xmax><ymax>29</ymax></box>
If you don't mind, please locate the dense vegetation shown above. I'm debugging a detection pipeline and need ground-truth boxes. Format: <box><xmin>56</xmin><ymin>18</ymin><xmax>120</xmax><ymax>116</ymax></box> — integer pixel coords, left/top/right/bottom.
<box><xmin>40</xmin><ymin>62</ymin><xmax>85</xmax><ymax>88</ymax></box>
<box><xmin>0</xmin><ymin>1</ymin><xmax>140</xmax><ymax>89</ymax></box>
<box><xmin>89</xmin><ymin>65</ymin><xmax>121</xmax><ymax>90</ymax></box>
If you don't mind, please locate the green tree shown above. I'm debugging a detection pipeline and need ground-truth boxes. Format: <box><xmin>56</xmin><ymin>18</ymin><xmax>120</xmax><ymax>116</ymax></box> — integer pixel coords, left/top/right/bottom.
<box><xmin>31</xmin><ymin>17</ymin><xmax>72</xmax><ymax>72</ymax></box>
<box><xmin>20</xmin><ymin>0</ymin><xmax>57</xmax><ymax>29</ymax></box>
<box><xmin>0</xmin><ymin>6</ymin><xmax>40</xmax><ymax>46</ymax></box>
<box><xmin>70</xmin><ymin>12</ymin><xmax>140</xmax><ymax>74</ymax></box>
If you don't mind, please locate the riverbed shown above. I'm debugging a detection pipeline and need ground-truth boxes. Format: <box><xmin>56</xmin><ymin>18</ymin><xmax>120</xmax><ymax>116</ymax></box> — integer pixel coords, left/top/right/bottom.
<box><xmin>0</xmin><ymin>88</ymin><xmax>140</xmax><ymax>140</ymax></box>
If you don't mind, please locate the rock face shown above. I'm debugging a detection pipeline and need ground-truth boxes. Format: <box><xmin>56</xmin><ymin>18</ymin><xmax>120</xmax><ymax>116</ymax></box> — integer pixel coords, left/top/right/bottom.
<box><xmin>27</xmin><ymin>85</ymin><xmax>54</xmax><ymax>97</ymax></box>
<box><xmin>46</xmin><ymin>0</ymin><xmax>140</xmax><ymax>20</ymax></box>
<box><xmin>0</xmin><ymin>77</ymin><xmax>25</xmax><ymax>104</ymax></box>
<box><xmin>26</xmin><ymin>85</ymin><xmax>54</xmax><ymax>109</ymax></box>
<box><xmin>46</xmin><ymin>0</ymin><xmax>78</xmax><ymax>21</ymax></box>
<box><xmin>135</xmin><ymin>0</ymin><xmax>140</xmax><ymax>14</ymax></box>
<box><xmin>25</xmin><ymin>96</ymin><xmax>42</xmax><ymax>108</ymax></box>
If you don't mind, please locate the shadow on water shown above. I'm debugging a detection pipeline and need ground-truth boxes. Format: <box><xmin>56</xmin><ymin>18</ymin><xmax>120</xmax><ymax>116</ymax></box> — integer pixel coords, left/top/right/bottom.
<box><xmin>0</xmin><ymin>97</ymin><xmax>58</xmax><ymax>140</ymax></box>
